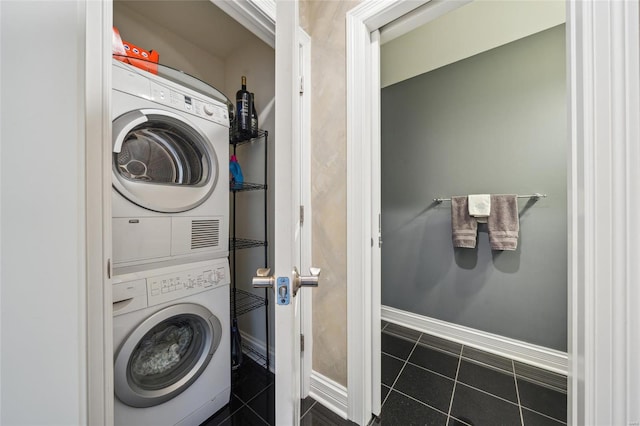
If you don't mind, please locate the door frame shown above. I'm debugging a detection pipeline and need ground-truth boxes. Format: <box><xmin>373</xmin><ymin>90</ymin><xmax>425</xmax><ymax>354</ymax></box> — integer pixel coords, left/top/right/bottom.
<box><xmin>346</xmin><ymin>1</ymin><xmax>640</xmax><ymax>425</ymax></box>
<box><xmin>85</xmin><ymin>0</ymin><xmax>114</xmax><ymax>424</ymax></box>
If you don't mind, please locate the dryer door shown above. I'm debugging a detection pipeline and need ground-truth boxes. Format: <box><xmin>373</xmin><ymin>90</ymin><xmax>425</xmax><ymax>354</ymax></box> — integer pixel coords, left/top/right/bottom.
<box><xmin>112</xmin><ymin>108</ymin><xmax>220</xmax><ymax>213</ymax></box>
<box><xmin>114</xmin><ymin>303</ymin><xmax>223</xmax><ymax>408</ymax></box>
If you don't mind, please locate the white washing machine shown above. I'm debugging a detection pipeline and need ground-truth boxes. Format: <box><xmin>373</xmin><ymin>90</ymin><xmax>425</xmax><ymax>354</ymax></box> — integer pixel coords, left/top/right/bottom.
<box><xmin>112</xmin><ymin>259</ymin><xmax>230</xmax><ymax>426</ymax></box>
<box><xmin>112</xmin><ymin>59</ymin><xmax>231</xmax><ymax>272</ymax></box>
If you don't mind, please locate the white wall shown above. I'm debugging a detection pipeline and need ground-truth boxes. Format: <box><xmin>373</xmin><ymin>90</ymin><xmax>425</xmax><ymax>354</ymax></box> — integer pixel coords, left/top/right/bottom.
<box><xmin>381</xmin><ymin>0</ymin><xmax>566</xmax><ymax>87</ymax></box>
<box><xmin>114</xmin><ymin>2</ymin><xmax>227</xmax><ymax>91</ymax></box>
<box><xmin>1</xmin><ymin>1</ymin><xmax>87</xmax><ymax>424</ymax></box>
<box><xmin>114</xmin><ymin>0</ymin><xmax>276</xmax><ymax>362</ymax></box>
<box><xmin>224</xmin><ymin>40</ymin><xmax>276</xmax><ymax>357</ymax></box>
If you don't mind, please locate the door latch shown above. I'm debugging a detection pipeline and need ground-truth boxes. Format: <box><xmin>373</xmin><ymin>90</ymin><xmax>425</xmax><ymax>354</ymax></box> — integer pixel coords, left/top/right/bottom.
<box><xmin>277</xmin><ymin>277</ymin><xmax>290</xmax><ymax>305</ymax></box>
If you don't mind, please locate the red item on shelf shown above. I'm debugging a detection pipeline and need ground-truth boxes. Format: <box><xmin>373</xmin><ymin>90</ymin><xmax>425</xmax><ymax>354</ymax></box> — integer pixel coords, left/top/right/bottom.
<box><xmin>112</xmin><ymin>26</ymin><xmax>159</xmax><ymax>74</ymax></box>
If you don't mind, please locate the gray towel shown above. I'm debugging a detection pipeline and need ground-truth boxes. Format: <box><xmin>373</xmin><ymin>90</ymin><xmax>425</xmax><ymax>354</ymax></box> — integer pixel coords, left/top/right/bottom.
<box><xmin>451</xmin><ymin>196</ymin><xmax>477</xmax><ymax>248</ymax></box>
<box><xmin>487</xmin><ymin>194</ymin><xmax>519</xmax><ymax>250</ymax></box>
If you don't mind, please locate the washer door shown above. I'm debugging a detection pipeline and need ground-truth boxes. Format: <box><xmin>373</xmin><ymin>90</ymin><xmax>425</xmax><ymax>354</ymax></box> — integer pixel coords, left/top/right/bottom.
<box><xmin>112</xmin><ymin>109</ymin><xmax>219</xmax><ymax>213</ymax></box>
<box><xmin>114</xmin><ymin>303</ymin><xmax>223</xmax><ymax>408</ymax></box>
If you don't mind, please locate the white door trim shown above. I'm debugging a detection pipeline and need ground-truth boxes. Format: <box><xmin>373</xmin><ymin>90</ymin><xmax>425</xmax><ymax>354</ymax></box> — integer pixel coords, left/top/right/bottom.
<box><xmin>346</xmin><ymin>2</ymin><xmax>431</xmax><ymax>422</ymax></box>
<box><xmin>298</xmin><ymin>28</ymin><xmax>314</xmax><ymax>399</ymax></box>
<box><xmin>212</xmin><ymin>0</ymin><xmax>276</xmax><ymax>48</ymax></box>
<box><xmin>346</xmin><ymin>1</ymin><xmax>640</xmax><ymax>425</ymax></box>
<box><xmin>567</xmin><ymin>1</ymin><xmax>640</xmax><ymax>424</ymax></box>
<box><xmin>85</xmin><ymin>1</ymin><xmax>113</xmax><ymax>424</ymax></box>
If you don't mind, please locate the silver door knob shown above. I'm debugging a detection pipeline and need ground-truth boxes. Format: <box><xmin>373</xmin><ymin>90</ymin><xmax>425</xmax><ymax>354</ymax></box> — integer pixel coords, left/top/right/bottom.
<box><xmin>252</xmin><ymin>268</ymin><xmax>275</xmax><ymax>289</ymax></box>
<box><xmin>293</xmin><ymin>266</ymin><xmax>321</xmax><ymax>296</ymax></box>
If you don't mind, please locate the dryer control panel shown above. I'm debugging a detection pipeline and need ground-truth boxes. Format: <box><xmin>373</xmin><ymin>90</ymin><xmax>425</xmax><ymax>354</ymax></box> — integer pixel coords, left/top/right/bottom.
<box><xmin>112</xmin><ymin>60</ymin><xmax>229</xmax><ymax>128</ymax></box>
<box><xmin>147</xmin><ymin>261</ymin><xmax>230</xmax><ymax>307</ymax></box>
<box><xmin>149</xmin><ymin>80</ymin><xmax>229</xmax><ymax>127</ymax></box>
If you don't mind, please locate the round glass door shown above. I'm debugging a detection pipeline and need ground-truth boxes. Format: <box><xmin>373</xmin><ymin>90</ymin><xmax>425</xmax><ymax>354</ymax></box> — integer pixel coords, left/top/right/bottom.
<box><xmin>112</xmin><ymin>109</ymin><xmax>219</xmax><ymax>213</ymax></box>
<box><xmin>114</xmin><ymin>304</ymin><xmax>222</xmax><ymax>408</ymax></box>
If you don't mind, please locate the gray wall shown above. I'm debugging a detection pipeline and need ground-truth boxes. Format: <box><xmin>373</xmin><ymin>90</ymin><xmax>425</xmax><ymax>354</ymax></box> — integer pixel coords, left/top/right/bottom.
<box><xmin>381</xmin><ymin>25</ymin><xmax>567</xmax><ymax>351</ymax></box>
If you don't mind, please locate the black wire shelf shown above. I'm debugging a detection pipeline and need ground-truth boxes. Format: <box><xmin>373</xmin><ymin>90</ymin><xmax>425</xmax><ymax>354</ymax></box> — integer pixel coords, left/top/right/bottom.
<box><xmin>229</xmin><ymin>127</ymin><xmax>270</xmax><ymax>371</ymax></box>
<box><xmin>230</xmin><ymin>238</ymin><xmax>267</xmax><ymax>250</ymax></box>
<box><xmin>231</xmin><ymin>288</ymin><xmax>267</xmax><ymax>316</ymax></box>
<box><xmin>230</xmin><ymin>181</ymin><xmax>267</xmax><ymax>192</ymax></box>
<box><xmin>230</xmin><ymin>129</ymin><xmax>268</xmax><ymax>146</ymax></box>
<box><xmin>241</xmin><ymin>342</ymin><xmax>268</xmax><ymax>369</ymax></box>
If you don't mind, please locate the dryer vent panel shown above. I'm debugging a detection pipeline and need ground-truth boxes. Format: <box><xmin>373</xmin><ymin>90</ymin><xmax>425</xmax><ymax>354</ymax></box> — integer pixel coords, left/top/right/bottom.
<box><xmin>171</xmin><ymin>216</ymin><xmax>226</xmax><ymax>256</ymax></box>
<box><xmin>191</xmin><ymin>219</ymin><xmax>220</xmax><ymax>249</ymax></box>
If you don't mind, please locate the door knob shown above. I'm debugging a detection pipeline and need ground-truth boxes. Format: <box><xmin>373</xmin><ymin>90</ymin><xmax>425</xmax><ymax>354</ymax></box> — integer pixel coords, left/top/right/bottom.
<box><xmin>293</xmin><ymin>266</ymin><xmax>321</xmax><ymax>296</ymax></box>
<box><xmin>252</xmin><ymin>268</ymin><xmax>275</xmax><ymax>289</ymax></box>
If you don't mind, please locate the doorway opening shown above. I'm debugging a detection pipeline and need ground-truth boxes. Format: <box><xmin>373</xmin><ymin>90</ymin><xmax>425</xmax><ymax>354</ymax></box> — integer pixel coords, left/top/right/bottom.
<box><xmin>377</xmin><ymin>3</ymin><xmax>568</xmax><ymax>422</ymax></box>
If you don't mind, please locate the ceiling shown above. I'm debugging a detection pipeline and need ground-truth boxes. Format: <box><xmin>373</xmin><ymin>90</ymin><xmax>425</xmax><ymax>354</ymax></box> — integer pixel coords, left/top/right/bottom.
<box><xmin>115</xmin><ymin>0</ymin><xmax>261</xmax><ymax>59</ymax></box>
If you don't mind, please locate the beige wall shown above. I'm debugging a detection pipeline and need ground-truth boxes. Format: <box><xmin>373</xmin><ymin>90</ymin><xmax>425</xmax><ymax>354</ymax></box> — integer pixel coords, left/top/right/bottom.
<box><xmin>300</xmin><ymin>0</ymin><xmax>360</xmax><ymax>387</ymax></box>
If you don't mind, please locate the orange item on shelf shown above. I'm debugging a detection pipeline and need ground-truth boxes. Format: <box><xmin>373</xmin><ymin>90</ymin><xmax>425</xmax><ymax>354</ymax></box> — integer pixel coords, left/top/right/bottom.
<box><xmin>112</xmin><ymin>27</ymin><xmax>159</xmax><ymax>74</ymax></box>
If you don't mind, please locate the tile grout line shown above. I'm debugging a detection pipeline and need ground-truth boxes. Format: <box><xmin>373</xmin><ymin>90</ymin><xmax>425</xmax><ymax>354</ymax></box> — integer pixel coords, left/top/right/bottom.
<box><xmin>380</xmin><ymin>325</ymin><xmax>568</xmax><ymax>425</ymax></box>
<box><xmin>383</xmin><ymin>350</ymin><xmax>457</xmax><ymax>383</ymax></box>
<box><xmin>383</xmin><ymin>333</ymin><xmax>422</xmax><ymax>408</ymax></box>
<box><xmin>389</xmin><ymin>387</ymin><xmax>451</xmax><ymax>418</ymax></box>
<box><xmin>300</xmin><ymin>400</ymin><xmax>317</xmax><ymax>420</ymax></box>
<box><xmin>514</xmin><ymin>374</ymin><xmax>568</xmax><ymax>394</ymax></box>
<box><xmin>225</xmin><ymin>380</ymin><xmax>273</xmax><ymax>425</ymax></box>
<box><xmin>445</xmin><ymin>344</ymin><xmax>464</xmax><ymax>424</ymax></box>
<box><xmin>243</xmin><ymin>403</ymin><xmax>271</xmax><ymax>426</ymax></box>
<box><xmin>240</xmin><ymin>382</ymin><xmax>274</xmax><ymax>406</ymax></box>
<box><xmin>521</xmin><ymin>406</ymin><xmax>567</xmax><ymax>425</ymax></box>
<box><xmin>456</xmin><ymin>381</ymin><xmax>522</xmax><ymax>407</ymax></box>
<box><xmin>459</xmin><ymin>355</ymin><xmax>513</xmax><ymax>376</ymax></box>
<box><xmin>512</xmin><ymin>359</ymin><xmax>525</xmax><ymax>426</ymax></box>
<box><xmin>405</xmin><ymin>358</ymin><xmax>459</xmax><ymax>382</ymax></box>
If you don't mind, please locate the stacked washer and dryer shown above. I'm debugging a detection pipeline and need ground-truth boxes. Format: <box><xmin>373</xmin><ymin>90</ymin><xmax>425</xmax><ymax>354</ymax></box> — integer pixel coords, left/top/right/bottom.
<box><xmin>111</xmin><ymin>59</ymin><xmax>232</xmax><ymax>426</ymax></box>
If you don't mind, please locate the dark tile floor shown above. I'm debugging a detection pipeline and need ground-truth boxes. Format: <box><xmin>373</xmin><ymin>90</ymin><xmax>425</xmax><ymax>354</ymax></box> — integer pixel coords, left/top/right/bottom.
<box><xmin>377</xmin><ymin>322</ymin><xmax>568</xmax><ymax>426</ymax></box>
<box><xmin>201</xmin><ymin>356</ymin><xmax>356</xmax><ymax>425</ymax></box>
<box><xmin>203</xmin><ymin>323</ymin><xmax>567</xmax><ymax>425</ymax></box>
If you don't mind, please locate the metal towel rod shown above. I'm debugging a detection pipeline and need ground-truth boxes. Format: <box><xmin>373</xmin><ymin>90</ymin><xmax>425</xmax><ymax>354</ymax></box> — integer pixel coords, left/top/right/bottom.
<box><xmin>433</xmin><ymin>193</ymin><xmax>547</xmax><ymax>203</ymax></box>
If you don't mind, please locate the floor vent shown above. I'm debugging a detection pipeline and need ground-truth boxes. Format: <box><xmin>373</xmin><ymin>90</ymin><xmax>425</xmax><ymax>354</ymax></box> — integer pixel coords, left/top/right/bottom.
<box><xmin>191</xmin><ymin>219</ymin><xmax>220</xmax><ymax>249</ymax></box>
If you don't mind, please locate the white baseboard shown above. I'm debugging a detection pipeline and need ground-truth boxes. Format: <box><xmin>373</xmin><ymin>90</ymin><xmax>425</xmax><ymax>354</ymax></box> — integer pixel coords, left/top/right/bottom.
<box><xmin>382</xmin><ymin>305</ymin><xmax>568</xmax><ymax>375</ymax></box>
<box><xmin>239</xmin><ymin>333</ymin><xmax>350</xmax><ymax>420</ymax></box>
<box><xmin>239</xmin><ymin>330</ymin><xmax>275</xmax><ymax>373</ymax></box>
<box><xmin>309</xmin><ymin>371</ymin><xmax>349</xmax><ymax>420</ymax></box>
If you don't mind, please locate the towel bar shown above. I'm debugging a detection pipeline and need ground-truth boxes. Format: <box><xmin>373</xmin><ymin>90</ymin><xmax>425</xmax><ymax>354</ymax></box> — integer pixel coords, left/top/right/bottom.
<box><xmin>433</xmin><ymin>193</ymin><xmax>547</xmax><ymax>203</ymax></box>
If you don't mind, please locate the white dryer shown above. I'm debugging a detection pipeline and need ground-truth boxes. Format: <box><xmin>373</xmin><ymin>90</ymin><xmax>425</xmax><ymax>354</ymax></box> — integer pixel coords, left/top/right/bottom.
<box><xmin>112</xmin><ymin>60</ymin><xmax>230</xmax><ymax>272</ymax></box>
<box><xmin>112</xmin><ymin>259</ymin><xmax>230</xmax><ymax>426</ymax></box>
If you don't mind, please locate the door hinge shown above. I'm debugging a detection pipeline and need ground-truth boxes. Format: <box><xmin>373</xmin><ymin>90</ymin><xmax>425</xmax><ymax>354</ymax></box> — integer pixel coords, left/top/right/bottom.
<box><xmin>300</xmin><ymin>334</ymin><xmax>305</xmax><ymax>352</ymax></box>
<box><xmin>299</xmin><ymin>75</ymin><xmax>304</xmax><ymax>95</ymax></box>
<box><xmin>378</xmin><ymin>213</ymin><xmax>382</xmax><ymax>248</ymax></box>
<box><xmin>300</xmin><ymin>205</ymin><xmax>305</xmax><ymax>225</ymax></box>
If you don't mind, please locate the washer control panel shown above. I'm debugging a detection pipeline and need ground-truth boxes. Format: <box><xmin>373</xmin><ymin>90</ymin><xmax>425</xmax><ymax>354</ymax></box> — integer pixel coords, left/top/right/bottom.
<box><xmin>146</xmin><ymin>260</ymin><xmax>230</xmax><ymax>307</ymax></box>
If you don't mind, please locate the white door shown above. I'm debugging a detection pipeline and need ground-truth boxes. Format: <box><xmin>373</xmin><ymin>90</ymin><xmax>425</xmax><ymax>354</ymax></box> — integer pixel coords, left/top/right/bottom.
<box><xmin>270</xmin><ymin>0</ymin><xmax>315</xmax><ymax>424</ymax></box>
<box><xmin>254</xmin><ymin>5</ymin><xmax>313</xmax><ymax>418</ymax></box>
